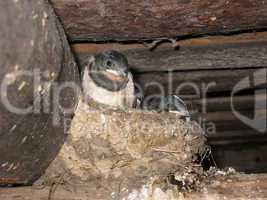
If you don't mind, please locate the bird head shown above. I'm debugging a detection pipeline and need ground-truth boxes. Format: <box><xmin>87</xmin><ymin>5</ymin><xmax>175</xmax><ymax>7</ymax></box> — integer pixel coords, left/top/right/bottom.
<box><xmin>165</xmin><ymin>95</ymin><xmax>190</xmax><ymax>116</ymax></box>
<box><xmin>88</xmin><ymin>50</ymin><xmax>130</xmax><ymax>91</ymax></box>
<box><xmin>141</xmin><ymin>95</ymin><xmax>190</xmax><ymax>117</ymax></box>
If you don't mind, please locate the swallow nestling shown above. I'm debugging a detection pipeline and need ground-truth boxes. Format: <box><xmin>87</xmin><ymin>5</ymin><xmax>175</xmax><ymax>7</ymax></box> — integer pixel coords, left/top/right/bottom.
<box><xmin>141</xmin><ymin>95</ymin><xmax>190</xmax><ymax>121</ymax></box>
<box><xmin>82</xmin><ymin>50</ymin><xmax>135</xmax><ymax>108</ymax></box>
<box><xmin>133</xmin><ymin>84</ymin><xmax>144</xmax><ymax>109</ymax></box>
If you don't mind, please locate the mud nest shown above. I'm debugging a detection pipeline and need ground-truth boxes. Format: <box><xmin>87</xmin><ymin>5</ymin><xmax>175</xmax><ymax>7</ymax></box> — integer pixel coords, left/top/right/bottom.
<box><xmin>37</xmin><ymin>99</ymin><xmax>207</xmax><ymax>199</ymax></box>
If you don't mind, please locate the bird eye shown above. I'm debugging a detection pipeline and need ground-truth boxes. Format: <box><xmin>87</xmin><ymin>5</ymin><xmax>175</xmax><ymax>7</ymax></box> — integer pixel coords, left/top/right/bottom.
<box><xmin>106</xmin><ymin>60</ymin><xmax>113</xmax><ymax>68</ymax></box>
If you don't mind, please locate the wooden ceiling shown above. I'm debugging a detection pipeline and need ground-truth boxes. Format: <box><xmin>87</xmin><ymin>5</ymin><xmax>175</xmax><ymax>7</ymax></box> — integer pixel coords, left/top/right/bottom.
<box><xmin>50</xmin><ymin>0</ymin><xmax>267</xmax><ymax>42</ymax></box>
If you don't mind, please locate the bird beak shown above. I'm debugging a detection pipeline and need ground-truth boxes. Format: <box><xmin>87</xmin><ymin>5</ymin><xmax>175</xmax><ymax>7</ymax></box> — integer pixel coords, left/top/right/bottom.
<box><xmin>105</xmin><ymin>68</ymin><xmax>128</xmax><ymax>77</ymax></box>
<box><xmin>106</xmin><ymin>69</ymin><xmax>121</xmax><ymax>76</ymax></box>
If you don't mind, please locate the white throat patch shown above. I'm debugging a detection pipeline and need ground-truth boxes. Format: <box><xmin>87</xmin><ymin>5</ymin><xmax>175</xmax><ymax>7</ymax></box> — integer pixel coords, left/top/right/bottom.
<box><xmin>82</xmin><ymin>67</ymin><xmax>135</xmax><ymax>108</ymax></box>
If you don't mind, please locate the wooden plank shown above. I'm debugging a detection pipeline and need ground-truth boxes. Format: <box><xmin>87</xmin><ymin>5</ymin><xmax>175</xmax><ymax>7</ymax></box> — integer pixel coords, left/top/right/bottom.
<box><xmin>200</xmin><ymin>109</ymin><xmax>266</xmax><ymax>122</ymax></box>
<box><xmin>204</xmin><ymin>120</ymin><xmax>258</xmax><ymax>132</ymax></box>
<box><xmin>0</xmin><ymin>187</ymin><xmax>90</xmax><ymax>200</ymax></box>
<box><xmin>187</xmin><ymin>93</ymin><xmax>266</xmax><ymax>112</ymax></box>
<box><xmin>198</xmin><ymin>109</ymin><xmax>266</xmax><ymax>133</ymax></box>
<box><xmin>73</xmin><ymin>32</ymin><xmax>267</xmax><ymax>72</ymax></box>
<box><xmin>208</xmin><ymin>130</ymin><xmax>267</xmax><ymax>145</ymax></box>
<box><xmin>195</xmin><ymin>174</ymin><xmax>267</xmax><ymax>198</ymax></box>
<box><xmin>50</xmin><ymin>0</ymin><xmax>267</xmax><ymax>41</ymax></box>
<box><xmin>211</xmin><ymin>144</ymin><xmax>267</xmax><ymax>173</ymax></box>
<box><xmin>1</xmin><ymin>174</ymin><xmax>267</xmax><ymax>199</ymax></box>
<box><xmin>134</xmin><ymin>68</ymin><xmax>266</xmax><ymax>95</ymax></box>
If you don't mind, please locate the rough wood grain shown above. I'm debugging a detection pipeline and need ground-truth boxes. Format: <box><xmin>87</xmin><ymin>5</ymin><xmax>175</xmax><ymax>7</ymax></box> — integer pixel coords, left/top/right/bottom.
<box><xmin>73</xmin><ymin>32</ymin><xmax>267</xmax><ymax>72</ymax></box>
<box><xmin>200</xmin><ymin>109</ymin><xmax>266</xmax><ymax>122</ymax></box>
<box><xmin>0</xmin><ymin>0</ymin><xmax>79</xmax><ymax>184</ymax></box>
<box><xmin>134</xmin><ymin>68</ymin><xmax>266</xmax><ymax>95</ymax></box>
<box><xmin>187</xmin><ymin>93</ymin><xmax>266</xmax><ymax>112</ymax></box>
<box><xmin>211</xmin><ymin>143</ymin><xmax>267</xmax><ymax>173</ymax></box>
<box><xmin>196</xmin><ymin>108</ymin><xmax>266</xmax><ymax>135</ymax></box>
<box><xmin>50</xmin><ymin>0</ymin><xmax>267</xmax><ymax>41</ymax></box>
<box><xmin>208</xmin><ymin>130</ymin><xmax>267</xmax><ymax>145</ymax></box>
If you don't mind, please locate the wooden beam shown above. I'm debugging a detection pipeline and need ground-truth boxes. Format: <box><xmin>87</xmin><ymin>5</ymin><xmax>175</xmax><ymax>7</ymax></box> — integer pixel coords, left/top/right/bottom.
<box><xmin>211</xmin><ymin>143</ymin><xmax>267</xmax><ymax>172</ymax></box>
<box><xmin>187</xmin><ymin>93</ymin><xmax>266</xmax><ymax>112</ymax></box>
<box><xmin>73</xmin><ymin>32</ymin><xmax>267</xmax><ymax>72</ymax></box>
<box><xmin>197</xmin><ymin>109</ymin><xmax>266</xmax><ymax>133</ymax></box>
<box><xmin>0</xmin><ymin>0</ymin><xmax>79</xmax><ymax>185</ymax></box>
<box><xmin>1</xmin><ymin>174</ymin><xmax>267</xmax><ymax>199</ymax></box>
<box><xmin>200</xmin><ymin>109</ymin><xmax>266</xmax><ymax>122</ymax></box>
<box><xmin>134</xmin><ymin>68</ymin><xmax>266</xmax><ymax>95</ymax></box>
<box><xmin>50</xmin><ymin>0</ymin><xmax>267</xmax><ymax>41</ymax></box>
<box><xmin>208</xmin><ymin>130</ymin><xmax>267</xmax><ymax>145</ymax></box>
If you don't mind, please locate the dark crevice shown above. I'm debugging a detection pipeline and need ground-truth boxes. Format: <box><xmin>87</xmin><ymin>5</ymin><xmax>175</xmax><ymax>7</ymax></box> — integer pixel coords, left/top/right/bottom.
<box><xmin>69</xmin><ymin>28</ymin><xmax>267</xmax><ymax>44</ymax></box>
<box><xmin>132</xmin><ymin>66</ymin><xmax>267</xmax><ymax>74</ymax></box>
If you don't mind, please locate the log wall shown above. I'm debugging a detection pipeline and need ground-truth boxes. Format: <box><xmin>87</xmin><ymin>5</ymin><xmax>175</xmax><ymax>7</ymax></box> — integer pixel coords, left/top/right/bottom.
<box><xmin>0</xmin><ymin>0</ymin><xmax>79</xmax><ymax>185</ymax></box>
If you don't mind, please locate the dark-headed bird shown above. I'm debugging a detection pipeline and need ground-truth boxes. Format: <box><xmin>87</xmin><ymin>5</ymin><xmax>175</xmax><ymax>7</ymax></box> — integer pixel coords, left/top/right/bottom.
<box><xmin>141</xmin><ymin>95</ymin><xmax>190</xmax><ymax>121</ymax></box>
<box><xmin>82</xmin><ymin>50</ymin><xmax>135</xmax><ymax>108</ymax></box>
